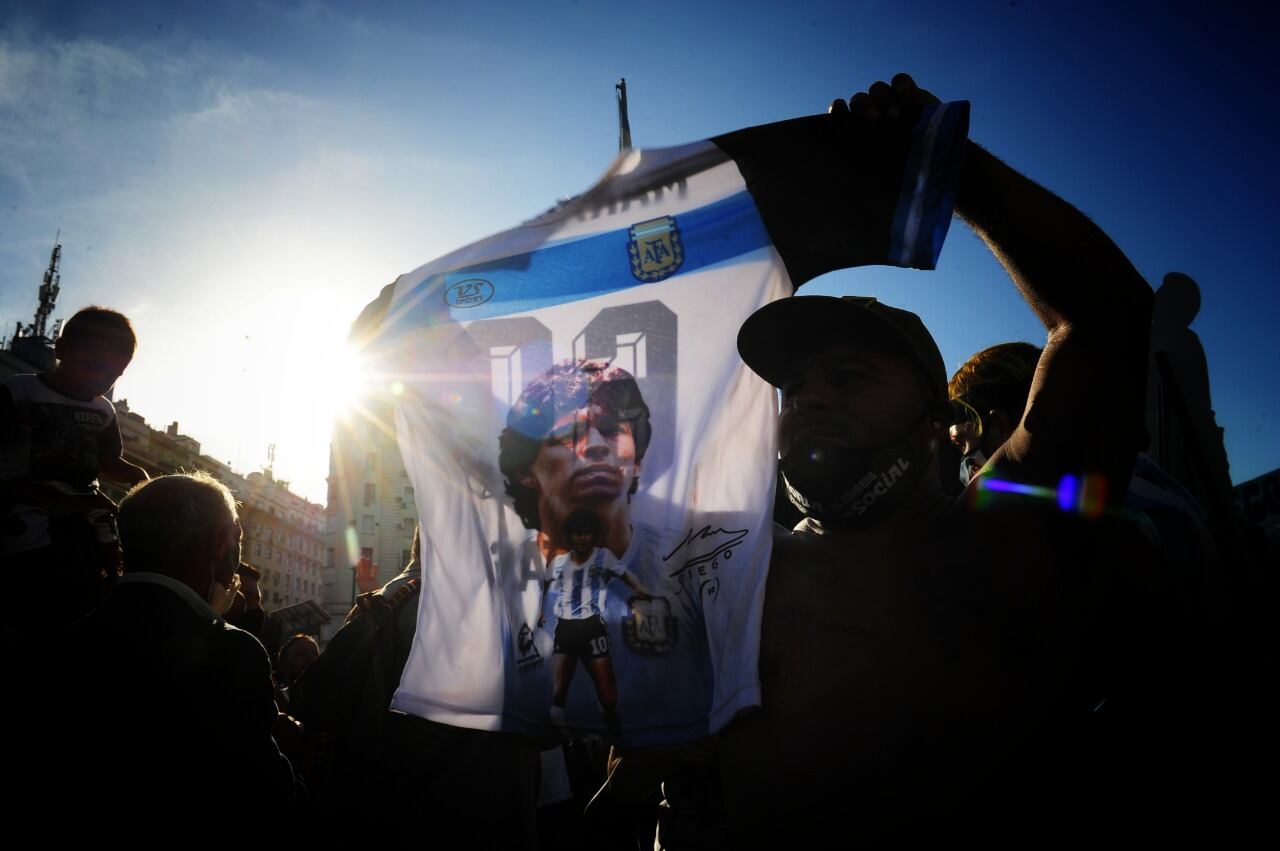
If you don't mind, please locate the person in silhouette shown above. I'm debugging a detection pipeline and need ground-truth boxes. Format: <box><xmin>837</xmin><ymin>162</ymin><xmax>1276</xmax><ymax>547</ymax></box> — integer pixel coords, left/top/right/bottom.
<box><xmin>1147</xmin><ymin>272</ymin><xmax>1237</xmax><ymax>532</ymax></box>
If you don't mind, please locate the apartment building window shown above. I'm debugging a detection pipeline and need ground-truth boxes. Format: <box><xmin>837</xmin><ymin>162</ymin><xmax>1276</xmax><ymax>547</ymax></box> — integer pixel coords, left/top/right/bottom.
<box><xmin>403</xmin><ymin>486</ymin><xmax>414</xmax><ymax>503</ymax></box>
<box><xmin>365</xmin><ymin>453</ymin><xmax>377</xmax><ymax>473</ymax></box>
<box><xmin>361</xmin><ymin>515</ymin><xmax>375</xmax><ymax>534</ymax></box>
<box><xmin>364</xmin><ymin>483</ymin><xmax>376</xmax><ymax>505</ymax></box>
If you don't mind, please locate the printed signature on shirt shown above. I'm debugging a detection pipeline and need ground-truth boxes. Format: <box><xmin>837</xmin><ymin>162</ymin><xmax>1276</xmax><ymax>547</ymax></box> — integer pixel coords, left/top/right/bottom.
<box><xmin>663</xmin><ymin>525</ymin><xmax>749</xmax><ymax>592</ymax></box>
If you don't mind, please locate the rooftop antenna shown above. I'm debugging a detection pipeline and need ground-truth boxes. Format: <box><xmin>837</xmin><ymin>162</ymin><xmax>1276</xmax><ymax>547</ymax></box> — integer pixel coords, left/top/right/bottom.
<box><xmin>34</xmin><ymin>231</ymin><xmax>62</xmax><ymax>340</ymax></box>
<box><xmin>616</xmin><ymin>78</ymin><xmax>632</xmax><ymax>151</ymax></box>
<box><xmin>7</xmin><ymin>233</ymin><xmax>63</xmax><ymax>370</ymax></box>
<box><xmin>267</xmin><ymin>443</ymin><xmax>277</xmax><ymax>477</ymax></box>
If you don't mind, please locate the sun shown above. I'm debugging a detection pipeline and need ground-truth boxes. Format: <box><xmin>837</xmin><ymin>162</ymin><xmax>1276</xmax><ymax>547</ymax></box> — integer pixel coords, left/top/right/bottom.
<box><xmin>320</xmin><ymin>340</ymin><xmax>373</xmax><ymax>419</ymax></box>
<box><xmin>237</xmin><ymin>316</ymin><xmax>381</xmax><ymax>504</ymax></box>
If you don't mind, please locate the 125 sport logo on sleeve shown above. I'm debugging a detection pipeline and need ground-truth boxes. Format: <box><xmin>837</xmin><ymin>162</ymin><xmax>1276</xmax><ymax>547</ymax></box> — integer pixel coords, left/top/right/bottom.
<box><xmin>444</xmin><ymin>278</ymin><xmax>495</xmax><ymax>308</ymax></box>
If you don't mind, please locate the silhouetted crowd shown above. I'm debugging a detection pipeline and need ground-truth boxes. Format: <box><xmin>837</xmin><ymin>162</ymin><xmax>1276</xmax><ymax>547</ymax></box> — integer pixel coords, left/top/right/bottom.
<box><xmin>2</xmin><ymin>74</ymin><xmax>1271</xmax><ymax>845</ymax></box>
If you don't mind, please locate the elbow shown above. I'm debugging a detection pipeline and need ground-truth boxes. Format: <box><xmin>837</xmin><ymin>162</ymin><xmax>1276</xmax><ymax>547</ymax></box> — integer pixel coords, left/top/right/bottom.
<box><xmin>1058</xmin><ymin>266</ymin><xmax>1153</xmax><ymax>339</ymax></box>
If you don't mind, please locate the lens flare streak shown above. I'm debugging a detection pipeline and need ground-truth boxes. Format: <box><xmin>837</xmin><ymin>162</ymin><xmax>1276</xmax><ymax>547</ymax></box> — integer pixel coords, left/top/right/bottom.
<box><xmin>973</xmin><ymin>473</ymin><xmax>1107</xmax><ymax>517</ymax></box>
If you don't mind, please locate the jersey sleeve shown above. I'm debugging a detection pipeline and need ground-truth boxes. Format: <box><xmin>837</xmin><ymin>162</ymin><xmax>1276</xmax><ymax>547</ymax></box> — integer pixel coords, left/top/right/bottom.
<box><xmin>712</xmin><ymin>101</ymin><xmax>969</xmax><ymax>288</ymax></box>
<box><xmin>601</xmin><ymin>551</ymin><xmax>625</xmax><ymax>580</ymax></box>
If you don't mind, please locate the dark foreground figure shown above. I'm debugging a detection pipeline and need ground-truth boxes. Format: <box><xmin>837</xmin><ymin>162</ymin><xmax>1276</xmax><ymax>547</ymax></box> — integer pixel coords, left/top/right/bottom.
<box><xmin>37</xmin><ymin>473</ymin><xmax>298</xmax><ymax>818</ymax></box>
<box><xmin>710</xmin><ymin>74</ymin><xmax>1233</xmax><ymax>842</ymax></box>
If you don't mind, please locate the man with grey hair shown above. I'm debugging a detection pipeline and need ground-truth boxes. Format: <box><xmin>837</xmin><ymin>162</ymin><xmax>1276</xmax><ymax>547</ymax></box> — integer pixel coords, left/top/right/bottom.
<box><xmin>52</xmin><ymin>472</ymin><xmax>298</xmax><ymax>813</ymax></box>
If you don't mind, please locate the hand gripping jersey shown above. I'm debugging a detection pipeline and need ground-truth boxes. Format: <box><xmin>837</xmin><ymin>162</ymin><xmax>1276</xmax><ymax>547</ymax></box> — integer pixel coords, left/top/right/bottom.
<box><xmin>363</xmin><ymin>101</ymin><xmax>969</xmax><ymax>744</ymax></box>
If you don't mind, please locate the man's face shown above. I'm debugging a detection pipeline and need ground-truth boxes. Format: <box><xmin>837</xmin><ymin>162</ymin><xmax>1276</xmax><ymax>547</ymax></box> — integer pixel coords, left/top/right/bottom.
<box><xmin>948</xmin><ymin>419</ymin><xmax>981</xmax><ymax>458</ymax></box>
<box><xmin>281</xmin><ymin>640</ymin><xmax>319</xmax><ymax>681</ymax></box>
<box><xmin>54</xmin><ymin>342</ymin><xmax>131</xmax><ymax>399</ymax></box>
<box><xmin>949</xmin><ymin>407</ymin><xmax>1015</xmax><ymax>482</ymax></box>
<box><xmin>522</xmin><ymin>401</ymin><xmax>639</xmax><ymax>531</ymax></box>
<box><xmin>778</xmin><ymin>341</ymin><xmax>928</xmax><ymax>457</ymax></box>
<box><xmin>213</xmin><ymin>518</ymin><xmax>243</xmax><ymax>588</ymax></box>
<box><xmin>570</xmin><ymin>531</ymin><xmax>594</xmax><ymax>557</ymax></box>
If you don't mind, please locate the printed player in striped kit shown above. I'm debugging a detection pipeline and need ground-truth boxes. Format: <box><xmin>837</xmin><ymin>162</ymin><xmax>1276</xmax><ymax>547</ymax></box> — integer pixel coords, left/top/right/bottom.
<box><xmin>500</xmin><ymin>359</ymin><xmax>657</xmax><ymax>734</ymax></box>
<box><xmin>540</xmin><ymin>509</ymin><xmax>652</xmax><ymax>735</ymax></box>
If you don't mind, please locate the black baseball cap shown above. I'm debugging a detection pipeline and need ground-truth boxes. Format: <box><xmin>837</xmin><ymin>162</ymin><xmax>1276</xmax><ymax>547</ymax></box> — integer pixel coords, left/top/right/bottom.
<box><xmin>737</xmin><ymin>295</ymin><xmax>947</xmax><ymax>398</ymax></box>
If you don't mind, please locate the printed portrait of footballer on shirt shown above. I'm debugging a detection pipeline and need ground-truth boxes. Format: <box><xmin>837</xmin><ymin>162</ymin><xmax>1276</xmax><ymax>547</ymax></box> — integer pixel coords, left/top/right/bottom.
<box><xmin>499</xmin><ymin>359</ymin><xmax>679</xmax><ymax>733</ymax></box>
<box><xmin>498</xmin><ymin>358</ymin><xmax>651</xmax><ymax>562</ymax></box>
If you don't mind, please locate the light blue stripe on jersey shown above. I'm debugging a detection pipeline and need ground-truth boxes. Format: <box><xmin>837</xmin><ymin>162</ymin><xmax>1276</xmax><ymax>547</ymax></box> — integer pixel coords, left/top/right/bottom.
<box><xmin>389</xmin><ymin>189</ymin><xmax>770</xmax><ymax>333</ymax></box>
<box><xmin>555</xmin><ymin>549</ymin><xmax>620</xmax><ymax>620</ymax></box>
<box><xmin>888</xmin><ymin>100</ymin><xmax>970</xmax><ymax>269</ymax></box>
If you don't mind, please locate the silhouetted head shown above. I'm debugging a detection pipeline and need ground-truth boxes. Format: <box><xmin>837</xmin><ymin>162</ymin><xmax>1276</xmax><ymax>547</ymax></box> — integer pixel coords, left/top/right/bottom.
<box><xmin>118</xmin><ymin>473</ymin><xmax>241</xmax><ymax>602</ymax></box>
<box><xmin>53</xmin><ymin>307</ymin><xmax>137</xmax><ymax>399</ymax></box>
<box><xmin>1154</xmin><ymin>272</ymin><xmax>1201</xmax><ymax>329</ymax></box>
<box><xmin>738</xmin><ymin>296</ymin><xmax>952</xmax><ymax>524</ymax></box>
<box><xmin>947</xmin><ymin>342</ymin><xmax>1043</xmax><ymax>483</ymax></box>
<box><xmin>276</xmin><ymin>634</ymin><xmax>319</xmax><ymax>685</ymax></box>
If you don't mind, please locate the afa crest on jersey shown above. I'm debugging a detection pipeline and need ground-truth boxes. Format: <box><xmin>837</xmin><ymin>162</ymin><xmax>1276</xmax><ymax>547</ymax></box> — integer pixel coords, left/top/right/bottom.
<box><xmin>627</xmin><ymin>216</ymin><xmax>684</xmax><ymax>282</ymax></box>
<box><xmin>623</xmin><ymin>595</ymin><xmax>679</xmax><ymax>654</ymax></box>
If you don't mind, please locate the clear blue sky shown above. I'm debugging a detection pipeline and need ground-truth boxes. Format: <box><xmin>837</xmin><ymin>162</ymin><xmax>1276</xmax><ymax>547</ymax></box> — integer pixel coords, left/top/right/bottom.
<box><xmin>2</xmin><ymin>0</ymin><xmax>1277</xmax><ymax>502</ymax></box>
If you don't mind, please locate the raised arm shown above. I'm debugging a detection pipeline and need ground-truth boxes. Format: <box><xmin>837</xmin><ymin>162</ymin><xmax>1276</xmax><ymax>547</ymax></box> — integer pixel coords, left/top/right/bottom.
<box><xmin>955</xmin><ymin>144</ymin><xmax>1152</xmax><ymax>335</ymax></box>
<box><xmin>960</xmin><ymin>145</ymin><xmax>1152</xmax><ymax>497</ymax></box>
<box><xmin>841</xmin><ymin>74</ymin><xmax>1153</xmax><ymax>498</ymax></box>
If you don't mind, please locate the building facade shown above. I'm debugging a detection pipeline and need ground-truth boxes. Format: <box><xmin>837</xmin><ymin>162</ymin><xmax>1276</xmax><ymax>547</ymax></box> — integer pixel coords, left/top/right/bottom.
<box><xmin>3</xmin><ymin>244</ymin><xmax>329</xmax><ymax>634</ymax></box>
<box><xmin>238</xmin><ymin>469</ymin><xmax>326</xmax><ymax>610</ymax></box>
<box><xmin>104</xmin><ymin>405</ymin><xmax>327</xmax><ymax>609</ymax></box>
<box><xmin>321</xmin><ymin>397</ymin><xmax>416</xmax><ymax>640</ymax></box>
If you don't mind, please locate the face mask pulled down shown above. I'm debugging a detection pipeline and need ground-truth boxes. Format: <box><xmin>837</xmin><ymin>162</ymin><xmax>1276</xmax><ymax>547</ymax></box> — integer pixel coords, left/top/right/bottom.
<box><xmin>781</xmin><ymin>413</ymin><xmax>935</xmax><ymax>528</ymax></box>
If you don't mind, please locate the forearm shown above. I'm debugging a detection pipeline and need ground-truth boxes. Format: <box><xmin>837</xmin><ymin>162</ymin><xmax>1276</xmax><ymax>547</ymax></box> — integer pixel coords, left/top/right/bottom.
<box><xmin>955</xmin><ymin>142</ymin><xmax>1152</xmax><ymax>334</ymax></box>
<box><xmin>621</xmin><ymin>572</ymin><xmax>651</xmax><ymax>598</ymax></box>
<box><xmin>101</xmin><ymin>456</ymin><xmax>148</xmax><ymax>486</ymax></box>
